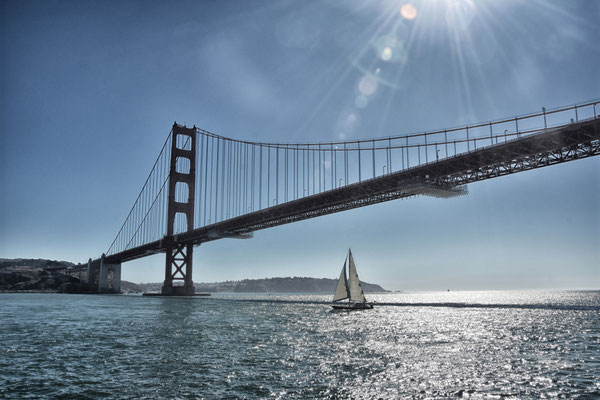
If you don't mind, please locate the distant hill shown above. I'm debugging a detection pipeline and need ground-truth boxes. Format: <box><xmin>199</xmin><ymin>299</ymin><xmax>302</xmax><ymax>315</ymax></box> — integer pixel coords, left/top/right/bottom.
<box><xmin>0</xmin><ymin>258</ymin><xmax>75</xmax><ymax>270</ymax></box>
<box><xmin>137</xmin><ymin>277</ymin><xmax>389</xmax><ymax>294</ymax></box>
<box><xmin>195</xmin><ymin>277</ymin><xmax>388</xmax><ymax>293</ymax></box>
<box><xmin>0</xmin><ymin>258</ymin><xmax>389</xmax><ymax>293</ymax></box>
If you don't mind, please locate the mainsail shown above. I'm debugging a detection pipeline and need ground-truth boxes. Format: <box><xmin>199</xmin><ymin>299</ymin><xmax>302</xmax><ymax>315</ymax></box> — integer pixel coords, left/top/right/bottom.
<box><xmin>347</xmin><ymin>250</ymin><xmax>366</xmax><ymax>303</ymax></box>
<box><xmin>331</xmin><ymin>249</ymin><xmax>372</xmax><ymax>310</ymax></box>
<box><xmin>332</xmin><ymin>259</ymin><xmax>349</xmax><ymax>301</ymax></box>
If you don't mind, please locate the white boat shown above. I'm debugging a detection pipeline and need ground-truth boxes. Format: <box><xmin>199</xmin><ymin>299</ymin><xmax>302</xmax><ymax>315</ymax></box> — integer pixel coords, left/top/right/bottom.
<box><xmin>331</xmin><ymin>249</ymin><xmax>373</xmax><ymax>310</ymax></box>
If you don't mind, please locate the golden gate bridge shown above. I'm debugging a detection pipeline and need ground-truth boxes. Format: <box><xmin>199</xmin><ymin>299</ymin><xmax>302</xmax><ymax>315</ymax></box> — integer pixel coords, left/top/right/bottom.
<box><xmin>80</xmin><ymin>100</ymin><xmax>599</xmax><ymax>295</ymax></box>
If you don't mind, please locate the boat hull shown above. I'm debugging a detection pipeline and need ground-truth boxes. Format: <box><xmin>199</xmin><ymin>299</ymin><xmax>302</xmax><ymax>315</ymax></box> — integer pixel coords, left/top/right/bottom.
<box><xmin>331</xmin><ymin>303</ymin><xmax>374</xmax><ymax>310</ymax></box>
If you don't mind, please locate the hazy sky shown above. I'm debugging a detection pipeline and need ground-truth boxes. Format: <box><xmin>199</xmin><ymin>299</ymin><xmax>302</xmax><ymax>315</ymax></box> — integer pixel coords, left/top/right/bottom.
<box><xmin>1</xmin><ymin>0</ymin><xmax>599</xmax><ymax>290</ymax></box>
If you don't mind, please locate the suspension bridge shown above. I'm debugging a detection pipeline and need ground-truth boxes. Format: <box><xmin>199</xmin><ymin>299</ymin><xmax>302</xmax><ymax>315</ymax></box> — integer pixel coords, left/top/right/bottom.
<box><xmin>81</xmin><ymin>101</ymin><xmax>599</xmax><ymax>295</ymax></box>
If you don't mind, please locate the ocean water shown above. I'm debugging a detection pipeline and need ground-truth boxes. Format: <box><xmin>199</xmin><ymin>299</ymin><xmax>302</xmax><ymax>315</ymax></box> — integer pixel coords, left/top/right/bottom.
<box><xmin>1</xmin><ymin>291</ymin><xmax>599</xmax><ymax>399</ymax></box>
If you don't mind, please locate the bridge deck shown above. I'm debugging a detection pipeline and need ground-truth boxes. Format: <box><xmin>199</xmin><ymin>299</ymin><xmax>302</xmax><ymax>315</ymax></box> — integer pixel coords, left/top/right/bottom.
<box><xmin>104</xmin><ymin>118</ymin><xmax>599</xmax><ymax>264</ymax></box>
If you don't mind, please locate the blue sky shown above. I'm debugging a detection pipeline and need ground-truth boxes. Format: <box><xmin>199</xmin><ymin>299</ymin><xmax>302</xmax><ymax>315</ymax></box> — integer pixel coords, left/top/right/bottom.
<box><xmin>1</xmin><ymin>0</ymin><xmax>599</xmax><ymax>290</ymax></box>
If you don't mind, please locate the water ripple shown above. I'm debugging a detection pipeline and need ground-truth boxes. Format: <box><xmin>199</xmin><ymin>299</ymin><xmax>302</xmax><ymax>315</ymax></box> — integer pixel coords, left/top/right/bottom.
<box><xmin>1</xmin><ymin>291</ymin><xmax>599</xmax><ymax>398</ymax></box>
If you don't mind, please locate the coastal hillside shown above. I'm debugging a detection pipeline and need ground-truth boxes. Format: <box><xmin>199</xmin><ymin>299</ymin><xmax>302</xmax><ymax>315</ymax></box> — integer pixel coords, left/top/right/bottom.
<box><xmin>200</xmin><ymin>277</ymin><xmax>388</xmax><ymax>293</ymax></box>
<box><xmin>1</xmin><ymin>259</ymin><xmax>389</xmax><ymax>293</ymax></box>
<box><xmin>0</xmin><ymin>258</ymin><xmax>141</xmax><ymax>293</ymax></box>
<box><xmin>0</xmin><ymin>258</ymin><xmax>77</xmax><ymax>291</ymax></box>
<box><xmin>137</xmin><ymin>277</ymin><xmax>388</xmax><ymax>293</ymax></box>
<box><xmin>0</xmin><ymin>258</ymin><xmax>75</xmax><ymax>270</ymax></box>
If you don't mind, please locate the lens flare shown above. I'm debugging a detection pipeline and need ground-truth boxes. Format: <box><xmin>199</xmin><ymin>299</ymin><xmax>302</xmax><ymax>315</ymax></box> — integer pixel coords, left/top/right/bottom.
<box><xmin>338</xmin><ymin>110</ymin><xmax>360</xmax><ymax>134</ymax></box>
<box><xmin>358</xmin><ymin>75</ymin><xmax>377</xmax><ymax>96</ymax></box>
<box><xmin>400</xmin><ymin>4</ymin><xmax>417</xmax><ymax>20</ymax></box>
<box><xmin>355</xmin><ymin>95</ymin><xmax>368</xmax><ymax>109</ymax></box>
<box><xmin>345</xmin><ymin>112</ymin><xmax>358</xmax><ymax>125</ymax></box>
<box><xmin>381</xmin><ymin>46</ymin><xmax>393</xmax><ymax>61</ymax></box>
<box><xmin>373</xmin><ymin>35</ymin><xmax>407</xmax><ymax>65</ymax></box>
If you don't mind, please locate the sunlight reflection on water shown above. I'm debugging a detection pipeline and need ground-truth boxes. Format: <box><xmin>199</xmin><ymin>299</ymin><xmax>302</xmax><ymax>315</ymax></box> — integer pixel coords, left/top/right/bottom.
<box><xmin>1</xmin><ymin>291</ymin><xmax>598</xmax><ymax>398</ymax></box>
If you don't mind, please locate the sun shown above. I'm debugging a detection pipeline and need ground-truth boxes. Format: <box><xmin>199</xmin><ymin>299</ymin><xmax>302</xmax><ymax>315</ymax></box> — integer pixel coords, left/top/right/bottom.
<box><xmin>400</xmin><ymin>3</ymin><xmax>418</xmax><ymax>20</ymax></box>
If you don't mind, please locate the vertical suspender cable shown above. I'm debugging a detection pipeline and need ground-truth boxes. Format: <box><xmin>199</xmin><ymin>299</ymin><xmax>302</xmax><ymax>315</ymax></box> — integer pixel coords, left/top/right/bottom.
<box><xmin>203</xmin><ymin>135</ymin><xmax>209</xmax><ymax>226</ymax></box>
<box><xmin>388</xmin><ymin>138</ymin><xmax>392</xmax><ymax>173</ymax></box>
<box><xmin>239</xmin><ymin>142</ymin><xmax>243</xmax><ymax>215</ymax></box>
<box><xmin>221</xmin><ymin>138</ymin><xmax>225</xmax><ymax>221</ymax></box>
<box><xmin>196</xmin><ymin>134</ymin><xmax>204</xmax><ymax>228</ymax></box>
<box><xmin>244</xmin><ymin>143</ymin><xmax>248</xmax><ymax>212</ymax></box>
<box><xmin>385</xmin><ymin>139</ymin><xmax>392</xmax><ymax>174</ymax></box>
<box><xmin>258</xmin><ymin>146</ymin><xmax>262</xmax><ymax>209</ymax></box>
<box><xmin>209</xmin><ymin>136</ymin><xmax>214</xmax><ymax>224</ymax></box>
<box><xmin>305</xmin><ymin>148</ymin><xmax>309</xmax><ymax>194</ymax></box>
<box><xmin>358</xmin><ymin>141</ymin><xmax>362</xmax><ymax>182</ymax></box>
<box><xmin>237</xmin><ymin>142</ymin><xmax>241</xmax><ymax>215</ymax></box>
<box><xmin>267</xmin><ymin>147</ymin><xmax>271</xmax><ymax>206</ymax></box>
<box><xmin>444</xmin><ymin>130</ymin><xmax>448</xmax><ymax>158</ymax></box>
<box><xmin>333</xmin><ymin>145</ymin><xmax>337</xmax><ymax>188</ymax></box>
<box><xmin>344</xmin><ymin>142</ymin><xmax>348</xmax><ymax>185</ymax></box>
<box><xmin>400</xmin><ymin>138</ymin><xmax>404</xmax><ymax>170</ymax></box>
<box><xmin>372</xmin><ymin>139</ymin><xmax>375</xmax><ymax>178</ymax></box>
<box><xmin>227</xmin><ymin>140</ymin><xmax>232</xmax><ymax>218</ymax></box>
<box><xmin>302</xmin><ymin>148</ymin><xmax>305</xmax><ymax>196</ymax></box>
<box><xmin>406</xmin><ymin>136</ymin><xmax>409</xmax><ymax>168</ymax></box>
<box><xmin>285</xmin><ymin>148</ymin><xmax>288</xmax><ymax>202</ymax></box>
<box><xmin>424</xmin><ymin>134</ymin><xmax>427</xmax><ymax>164</ymax></box>
<box><xmin>252</xmin><ymin>145</ymin><xmax>255</xmax><ymax>212</ymax></box>
<box><xmin>466</xmin><ymin>126</ymin><xmax>470</xmax><ymax>152</ymax></box>
<box><xmin>312</xmin><ymin>149</ymin><xmax>315</xmax><ymax>194</ymax></box>
<box><xmin>330</xmin><ymin>144</ymin><xmax>333</xmax><ymax>189</ymax></box>
<box><xmin>215</xmin><ymin>138</ymin><xmax>220</xmax><ymax>223</ymax></box>
<box><xmin>237</xmin><ymin>141</ymin><xmax>242</xmax><ymax>215</ymax></box>
<box><xmin>318</xmin><ymin>144</ymin><xmax>321</xmax><ymax>192</ymax></box>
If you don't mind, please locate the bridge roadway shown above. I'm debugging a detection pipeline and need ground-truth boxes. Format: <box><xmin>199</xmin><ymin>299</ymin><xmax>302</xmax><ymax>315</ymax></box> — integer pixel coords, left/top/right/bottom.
<box><xmin>102</xmin><ymin>117</ymin><xmax>599</xmax><ymax>265</ymax></box>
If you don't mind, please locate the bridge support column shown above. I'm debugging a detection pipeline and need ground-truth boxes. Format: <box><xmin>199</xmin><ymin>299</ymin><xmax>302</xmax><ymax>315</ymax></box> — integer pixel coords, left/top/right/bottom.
<box><xmin>112</xmin><ymin>263</ymin><xmax>121</xmax><ymax>293</ymax></box>
<box><xmin>160</xmin><ymin>123</ymin><xmax>197</xmax><ymax>296</ymax></box>
<box><xmin>162</xmin><ymin>241</ymin><xmax>195</xmax><ymax>295</ymax></box>
<box><xmin>98</xmin><ymin>253</ymin><xmax>108</xmax><ymax>292</ymax></box>
<box><xmin>86</xmin><ymin>258</ymin><xmax>92</xmax><ymax>284</ymax></box>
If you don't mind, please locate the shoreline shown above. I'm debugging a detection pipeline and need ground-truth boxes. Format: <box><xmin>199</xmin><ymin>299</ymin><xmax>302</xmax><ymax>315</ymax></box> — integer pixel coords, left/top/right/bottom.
<box><xmin>0</xmin><ymin>289</ymin><xmax>60</xmax><ymax>293</ymax></box>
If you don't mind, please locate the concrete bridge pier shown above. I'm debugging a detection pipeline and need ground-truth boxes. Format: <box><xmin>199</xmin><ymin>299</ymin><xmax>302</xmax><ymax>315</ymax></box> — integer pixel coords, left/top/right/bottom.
<box><xmin>86</xmin><ymin>258</ymin><xmax>92</xmax><ymax>284</ymax></box>
<box><xmin>98</xmin><ymin>254</ymin><xmax>122</xmax><ymax>293</ymax></box>
<box><xmin>99</xmin><ymin>254</ymin><xmax>108</xmax><ymax>292</ymax></box>
<box><xmin>112</xmin><ymin>263</ymin><xmax>121</xmax><ymax>293</ymax></box>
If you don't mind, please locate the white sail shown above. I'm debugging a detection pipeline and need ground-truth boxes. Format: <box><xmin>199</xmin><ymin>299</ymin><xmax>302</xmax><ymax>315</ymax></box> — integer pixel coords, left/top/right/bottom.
<box><xmin>347</xmin><ymin>249</ymin><xmax>366</xmax><ymax>303</ymax></box>
<box><xmin>332</xmin><ymin>260</ymin><xmax>349</xmax><ymax>301</ymax></box>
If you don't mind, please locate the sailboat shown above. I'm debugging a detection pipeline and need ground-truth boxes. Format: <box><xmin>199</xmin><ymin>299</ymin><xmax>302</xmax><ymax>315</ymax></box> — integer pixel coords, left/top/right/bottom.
<box><xmin>331</xmin><ymin>249</ymin><xmax>373</xmax><ymax>310</ymax></box>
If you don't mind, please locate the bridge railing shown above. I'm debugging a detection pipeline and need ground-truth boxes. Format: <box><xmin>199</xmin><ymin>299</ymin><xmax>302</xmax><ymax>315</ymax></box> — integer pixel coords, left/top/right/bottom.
<box><xmin>107</xmin><ymin>100</ymin><xmax>599</xmax><ymax>255</ymax></box>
